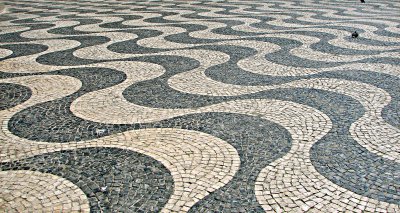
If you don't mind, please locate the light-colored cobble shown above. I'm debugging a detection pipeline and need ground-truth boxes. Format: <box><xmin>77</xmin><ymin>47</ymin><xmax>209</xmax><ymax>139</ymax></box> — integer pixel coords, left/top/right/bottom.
<box><xmin>0</xmin><ymin>0</ymin><xmax>399</xmax><ymax>211</ymax></box>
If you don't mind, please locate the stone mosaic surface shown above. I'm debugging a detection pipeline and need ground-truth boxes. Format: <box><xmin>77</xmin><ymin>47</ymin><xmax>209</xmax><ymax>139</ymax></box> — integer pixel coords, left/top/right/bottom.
<box><xmin>0</xmin><ymin>0</ymin><xmax>399</xmax><ymax>212</ymax></box>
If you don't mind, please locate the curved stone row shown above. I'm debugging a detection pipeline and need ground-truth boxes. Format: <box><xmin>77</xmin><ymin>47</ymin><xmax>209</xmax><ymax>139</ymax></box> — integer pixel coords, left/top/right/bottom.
<box><xmin>1</xmin><ymin>1</ymin><xmax>398</xmax><ymax>77</ymax></box>
<box><xmin>7</xmin><ymin>72</ymin><xmax>400</xmax><ymax>211</ymax></box>
<box><xmin>0</xmin><ymin>83</ymin><xmax>31</xmax><ymax>110</ymax></box>
<box><xmin>0</xmin><ymin>170</ymin><xmax>90</xmax><ymax>212</ymax></box>
<box><xmin>68</xmin><ymin>60</ymin><xmax>399</xmax><ymax>207</ymax></box>
<box><xmin>1</xmin><ymin>0</ymin><xmax>399</xmax><ymax>211</ymax></box>
<box><xmin>0</xmin><ymin>73</ymin><xmax>241</xmax><ymax>212</ymax></box>
<box><xmin>168</xmin><ymin>69</ymin><xmax>400</xmax><ymax>162</ymax></box>
<box><xmin>2</xmin><ymin>56</ymin><xmax>396</xmax><ymax>210</ymax></box>
<box><xmin>58</xmin><ymin>55</ymin><xmax>398</xmax><ymax>164</ymax></box>
<box><xmin>0</xmin><ymin>148</ymin><xmax>174</xmax><ymax>212</ymax></box>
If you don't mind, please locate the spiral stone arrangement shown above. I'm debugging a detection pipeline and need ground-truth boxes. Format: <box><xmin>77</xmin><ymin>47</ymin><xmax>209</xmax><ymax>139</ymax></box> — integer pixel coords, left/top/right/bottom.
<box><xmin>0</xmin><ymin>0</ymin><xmax>399</xmax><ymax>212</ymax></box>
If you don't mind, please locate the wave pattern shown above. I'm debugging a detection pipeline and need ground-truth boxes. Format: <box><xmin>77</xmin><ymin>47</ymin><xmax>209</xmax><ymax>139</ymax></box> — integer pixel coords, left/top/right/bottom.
<box><xmin>0</xmin><ymin>0</ymin><xmax>399</xmax><ymax>212</ymax></box>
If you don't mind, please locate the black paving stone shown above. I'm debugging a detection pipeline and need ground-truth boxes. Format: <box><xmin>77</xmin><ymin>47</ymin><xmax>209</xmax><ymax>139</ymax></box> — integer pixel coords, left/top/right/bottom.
<box><xmin>0</xmin><ymin>83</ymin><xmax>31</xmax><ymax>110</ymax></box>
<box><xmin>0</xmin><ymin>148</ymin><xmax>174</xmax><ymax>212</ymax></box>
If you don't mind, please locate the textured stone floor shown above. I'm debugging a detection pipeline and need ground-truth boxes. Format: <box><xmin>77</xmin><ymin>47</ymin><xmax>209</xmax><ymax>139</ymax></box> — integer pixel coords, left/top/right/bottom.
<box><xmin>0</xmin><ymin>0</ymin><xmax>399</xmax><ymax>212</ymax></box>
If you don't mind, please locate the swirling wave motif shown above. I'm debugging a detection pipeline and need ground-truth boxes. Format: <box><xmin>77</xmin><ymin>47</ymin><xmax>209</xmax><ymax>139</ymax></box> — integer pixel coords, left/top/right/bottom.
<box><xmin>0</xmin><ymin>0</ymin><xmax>399</xmax><ymax>212</ymax></box>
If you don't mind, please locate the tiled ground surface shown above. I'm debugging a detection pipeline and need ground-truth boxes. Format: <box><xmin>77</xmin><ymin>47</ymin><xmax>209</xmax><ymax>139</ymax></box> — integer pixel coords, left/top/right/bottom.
<box><xmin>0</xmin><ymin>0</ymin><xmax>399</xmax><ymax>212</ymax></box>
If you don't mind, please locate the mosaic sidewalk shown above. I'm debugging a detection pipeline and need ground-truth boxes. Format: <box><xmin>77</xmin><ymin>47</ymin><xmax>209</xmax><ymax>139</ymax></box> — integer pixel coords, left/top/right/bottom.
<box><xmin>0</xmin><ymin>0</ymin><xmax>399</xmax><ymax>212</ymax></box>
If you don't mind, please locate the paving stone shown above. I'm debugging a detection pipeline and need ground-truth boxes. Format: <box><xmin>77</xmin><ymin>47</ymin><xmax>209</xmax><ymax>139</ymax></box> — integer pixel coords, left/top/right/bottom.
<box><xmin>0</xmin><ymin>0</ymin><xmax>399</xmax><ymax>212</ymax></box>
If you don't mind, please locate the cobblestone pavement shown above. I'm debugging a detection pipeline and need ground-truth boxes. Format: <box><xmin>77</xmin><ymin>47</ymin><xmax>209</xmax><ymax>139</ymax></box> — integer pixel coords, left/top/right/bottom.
<box><xmin>0</xmin><ymin>0</ymin><xmax>399</xmax><ymax>212</ymax></box>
